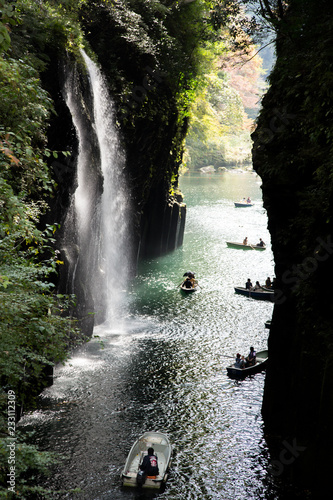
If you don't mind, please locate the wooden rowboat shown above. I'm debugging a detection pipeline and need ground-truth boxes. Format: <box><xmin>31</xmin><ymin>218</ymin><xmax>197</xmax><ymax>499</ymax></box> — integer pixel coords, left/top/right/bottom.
<box><xmin>121</xmin><ymin>431</ymin><xmax>172</xmax><ymax>489</ymax></box>
<box><xmin>227</xmin><ymin>350</ymin><xmax>268</xmax><ymax>377</ymax></box>
<box><xmin>234</xmin><ymin>286</ymin><xmax>274</xmax><ymax>302</ymax></box>
<box><xmin>226</xmin><ymin>241</ymin><xmax>266</xmax><ymax>250</ymax></box>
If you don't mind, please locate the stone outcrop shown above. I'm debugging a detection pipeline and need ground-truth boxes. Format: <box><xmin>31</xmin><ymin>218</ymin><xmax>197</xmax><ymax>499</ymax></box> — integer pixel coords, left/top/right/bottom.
<box><xmin>139</xmin><ymin>191</ymin><xmax>186</xmax><ymax>258</ymax></box>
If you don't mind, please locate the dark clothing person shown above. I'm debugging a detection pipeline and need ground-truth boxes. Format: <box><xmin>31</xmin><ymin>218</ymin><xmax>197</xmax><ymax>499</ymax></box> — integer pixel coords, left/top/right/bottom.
<box><xmin>265</xmin><ymin>277</ymin><xmax>272</xmax><ymax>288</ymax></box>
<box><xmin>245</xmin><ymin>279</ymin><xmax>252</xmax><ymax>290</ymax></box>
<box><xmin>183</xmin><ymin>271</ymin><xmax>195</xmax><ymax>279</ymax></box>
<box><xmin>140</xmin><ymin>448</ymin><xmax>159</xmax><ymax>476</ymax></box>
<box><xmin>184</xmin><ymin>278</ymin><xmax>193</xmax><ymax>288</ymax></box>
<box><xmin>246</xmin><ymin>347</ymin><xmax>256</xmax><ymax>367</ymax></box>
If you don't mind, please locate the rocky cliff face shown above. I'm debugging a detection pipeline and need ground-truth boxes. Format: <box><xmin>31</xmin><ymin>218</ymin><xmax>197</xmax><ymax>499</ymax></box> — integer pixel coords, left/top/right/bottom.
<box><xmin>252</xmin><ymin>0</ymin><xmax>333</xmax><ymax>493</ymax></box>
<box><xmin>38</xmin><ymin>3</ymin><xmax>188</xmax><ymax>332</ymax></box>
<box><xmin>78</xmin><ymin>1</ymin><xmax>188</xmax><ymax>260</ymax></box>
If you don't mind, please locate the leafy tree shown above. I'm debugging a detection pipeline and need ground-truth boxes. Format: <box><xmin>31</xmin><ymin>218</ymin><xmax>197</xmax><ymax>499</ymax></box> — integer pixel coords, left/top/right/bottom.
<box><xmin>0</xmin><ymin>1</ymin><xmax>88</xmax><ymax>496</ymax></box>
<box><xmin>184</xmin><ymin>40</ymin><xmax>264</xmax><ymax>169</ymax></box>
<box><xmin>0</xmin><ymin>1</ymin><xmax>265</xmax><ymax>495</ymax></box>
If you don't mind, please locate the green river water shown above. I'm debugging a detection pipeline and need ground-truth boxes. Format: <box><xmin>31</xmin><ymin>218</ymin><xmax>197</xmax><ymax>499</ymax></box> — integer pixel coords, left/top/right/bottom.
<box><xmin>20</xmin><ymin>169</ymin><xmax>280</xmax><ymax>499</ymax></box>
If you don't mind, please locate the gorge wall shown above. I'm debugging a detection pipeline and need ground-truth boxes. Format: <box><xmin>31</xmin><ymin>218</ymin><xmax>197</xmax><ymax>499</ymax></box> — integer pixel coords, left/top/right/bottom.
<box><xmin>77</xmin><ymin>0</ymin><xmax>189</xmax><ymax>260</ymax></box>
<box><xmin>252</xmin><ymin>0</ymin><xmax>333</xmax><ymax>493</ymax></box>
<box><xmin>29</xmin><ymin>1</ymin><xmax>191</xmax><ymax>329</ymax></box>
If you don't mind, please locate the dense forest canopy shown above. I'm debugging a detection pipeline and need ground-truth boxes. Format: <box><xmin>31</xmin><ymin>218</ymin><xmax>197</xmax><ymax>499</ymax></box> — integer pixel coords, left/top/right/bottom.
<box><xmin>184</xmin><ymin>44</ymin><xmax>266</xmax><ymax>169</ymax></box>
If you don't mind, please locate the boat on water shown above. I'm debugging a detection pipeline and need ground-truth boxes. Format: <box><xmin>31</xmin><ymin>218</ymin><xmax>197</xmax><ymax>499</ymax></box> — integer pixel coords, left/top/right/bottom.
<box><xmin>180</xmin><ymin>281</ymin><xmax>198</xmax><ymax>292</ymax></box>
<box><xmin>234</xmin><ymin>286</ymin><xmax>274</xmax><ymax>302</ymax></box>
<box><xmin>121</xmin><ymin>431</ymin><xmax>172</xmax><ymax>489</ymax></box>
<box><xmin>180</xmin><ymin>271</ymin><xmax>198</xmax><ymax>292</ymax></box>
<box><xmin>234</xmin><ymin>201</ymin><xmax>253</xmax><ymax>207</ymax></box>
<box><xmin>226</xmin><ymin>241</ymin><xmax>266</xmax><ymax>250</ymax></box>
<box><xmin>227</xmin><ymin>350</ymin><xmax>268</xmax><ymax>377</ymax></box>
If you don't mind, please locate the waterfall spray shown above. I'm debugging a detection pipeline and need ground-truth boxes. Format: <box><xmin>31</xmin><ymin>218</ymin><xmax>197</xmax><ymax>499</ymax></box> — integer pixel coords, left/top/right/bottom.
<box><xmin>62</xmin><ymin>51</ymin><xmax>130</xmax><ymax>327</ymax></box>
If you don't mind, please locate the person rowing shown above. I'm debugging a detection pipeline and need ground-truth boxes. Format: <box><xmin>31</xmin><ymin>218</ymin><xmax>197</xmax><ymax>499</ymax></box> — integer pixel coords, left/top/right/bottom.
<box><xmin>183</xmin><ymin>277</ymin><xmax>193</xmax><ymax>288</ymax></box>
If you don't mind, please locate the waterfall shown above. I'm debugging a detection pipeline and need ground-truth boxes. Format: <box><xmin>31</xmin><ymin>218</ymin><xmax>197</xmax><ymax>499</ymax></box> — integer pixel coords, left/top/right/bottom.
<box><xmin>62</xmin><ymin>50</ymin><xmax>130</xmax><ymax>326</ymax></box>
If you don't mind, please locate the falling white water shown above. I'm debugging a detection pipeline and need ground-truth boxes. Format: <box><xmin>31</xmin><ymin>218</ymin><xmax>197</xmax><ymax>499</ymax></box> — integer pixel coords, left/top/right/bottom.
<box><xmin>63</xmin><ymin>50</ymin><xmax>130</xmax><ymax>325</ymax></box>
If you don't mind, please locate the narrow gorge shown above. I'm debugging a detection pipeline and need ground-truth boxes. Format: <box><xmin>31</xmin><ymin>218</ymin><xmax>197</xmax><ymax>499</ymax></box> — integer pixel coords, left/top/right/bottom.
<box><xmin>1</xmin><ymin>1</ymin><xmax>333</xmax><ymax>497</ymax></box>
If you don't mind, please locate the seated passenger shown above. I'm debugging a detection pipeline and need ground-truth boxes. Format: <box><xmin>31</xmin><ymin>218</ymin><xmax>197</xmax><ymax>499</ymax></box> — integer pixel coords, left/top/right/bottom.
<box><xmin>246</xmin><ymin>347</ymin><xmax>256</xmax><ymax>367</ymax></box>
<box><xmin>243</xmin><ymin>237</ymin><xmax>248</xmax><ymax>245</ymax></box>
<box><xmin>257</xmin><ymin>238</ymin><xmax>265</xmax><ymax>247</ymax></box>
<box><xmin>254</xmin><ymin>281</ymin><xmax>262</xmax><ymax>290</ymax></box>
<box><xmin>234</xmin><ymin>353</ymin><xmax>245</xmax><ymax>369</ymax></box>
<box><xmin>140</xmin><ymin>447</ymin><xmax>159</xmax><ymax>477</ymax></box>
<box><xmin>245</xmin><ymin>278</ymin><xmax>253</xmax><ymax>290</ymax></box>
<box><xmin>265</xmin><ymin>277</ymin><xmax>272</xmax><ymax>288</ymax></box>
<box><xmin>184</xmin><ymin>278</ymin><xmax>193</xmax><ymax>288</ymax></box>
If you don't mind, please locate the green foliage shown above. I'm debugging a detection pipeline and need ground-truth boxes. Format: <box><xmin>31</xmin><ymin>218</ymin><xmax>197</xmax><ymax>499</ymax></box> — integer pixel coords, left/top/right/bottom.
<box><xmin>184</xmin><ymin>43</ymin><xmax>263</xmax><ymax>169</ymax></box>
<box><xmin>0</xmin><ymin>171</ymin><xmax>83</xmax><ymax>496</ymax></box>
<box><xmin>0</xmin><ymin>1</ymin><xmax>264</xmax><ymax>493</ymax></box>
<box><xmin>0</xmin><ymin>56</ymin><xmax>54</xmax><ymax>196</ymax></box>
<box><xmin>0</xmin><ymin>430</ymin><xmax>58</xmax><ymax>499</ymax></box>
<box><xmin>0</xmin><ymin>0</ymin><xmax>17</xmax><ymax>55</ymax></box>
<box><xmin>0</xmin><ymin>1</ymin><xmax>90</xmax><ymax>496</ymax></box>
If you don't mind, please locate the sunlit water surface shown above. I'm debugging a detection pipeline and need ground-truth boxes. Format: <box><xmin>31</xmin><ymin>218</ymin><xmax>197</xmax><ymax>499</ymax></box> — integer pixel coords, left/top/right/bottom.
<box><xmin>20</xmin><ymin>170</ymin><xmax>279</xmax><ymax>499</ymax></box>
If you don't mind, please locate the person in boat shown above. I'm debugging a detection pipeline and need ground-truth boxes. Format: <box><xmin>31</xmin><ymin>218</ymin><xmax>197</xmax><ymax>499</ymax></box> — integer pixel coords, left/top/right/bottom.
<box><xmin>245</xmin><ymin>278</ymin><xmax>253</xmax><ymax>290</ymax></box>
<box><xmin>243</xmin><ymin>237</ymin><xmax>248</xmax><ymax>245</ymax></box>
<box><xmin>183</xmin><ymin>271</ymin><xmax>194</xmax><ymax>278</ymax></box>
<box><xmin>257</xmin><ymin>238</ymin><xmax>265</xmax><ymax>247</ymax></box>
<box><xmin>140</xmin><ymin>447</ymin><xmax>159</xmax><ymax>477</ymax></box>
<box><xmin>234</xmin><ymin>353</ymin><xmax>245</xmax><ymax>369</ymax></box>
<box><xmin>254</xmin><ymin>280</ymin><xmax>262</xmax><ymax>290</ymax></box>
<box><xmin>183</xmin><ymin>271</ymin><xmax>196</xmax><ymax>282</ymax></box>
<box><xmin>189</xmin><ymin>272</ymin><xmax>196</xmax><ymax>283</ymax></box>
<box><xmin>183</xmin><ymin>277</ymin><xmax>193</xmax><ymax>288</ymax></box>
<box><xmin>265</xmin><ymin>277</ymin><xmax>272</xmax><ymax>288</ymax></box>
<box><xmin>247</xmin><ymin>197</ymin><xmax>251</xmax><ymax>204</ymax></box>
<box><xmin>246</xmin><ymin>347</ymin><xmax>256</xmax><ymax>367</ymax></box>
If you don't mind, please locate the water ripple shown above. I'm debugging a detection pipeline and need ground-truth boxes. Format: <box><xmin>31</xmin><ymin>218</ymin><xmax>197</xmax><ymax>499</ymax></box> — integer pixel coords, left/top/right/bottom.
<box><xmin>18</xmin><ymin>172</ymin><xmax>281</xmax><ymax>499</ymax></box>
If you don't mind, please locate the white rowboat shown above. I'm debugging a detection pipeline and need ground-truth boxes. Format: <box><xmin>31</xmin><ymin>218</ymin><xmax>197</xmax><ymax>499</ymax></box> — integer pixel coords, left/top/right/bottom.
<box><xmin>121</xmin><ymin>431</ymin><xmax>172</xmax><ymax>489</ymax></box>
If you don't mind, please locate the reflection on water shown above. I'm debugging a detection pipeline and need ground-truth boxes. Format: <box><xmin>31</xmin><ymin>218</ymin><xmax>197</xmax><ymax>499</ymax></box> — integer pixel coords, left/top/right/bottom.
<box><xmin>19</xmin><ymin>170</ymin><xmax>281</xmax><ymax>499</ymax></box>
